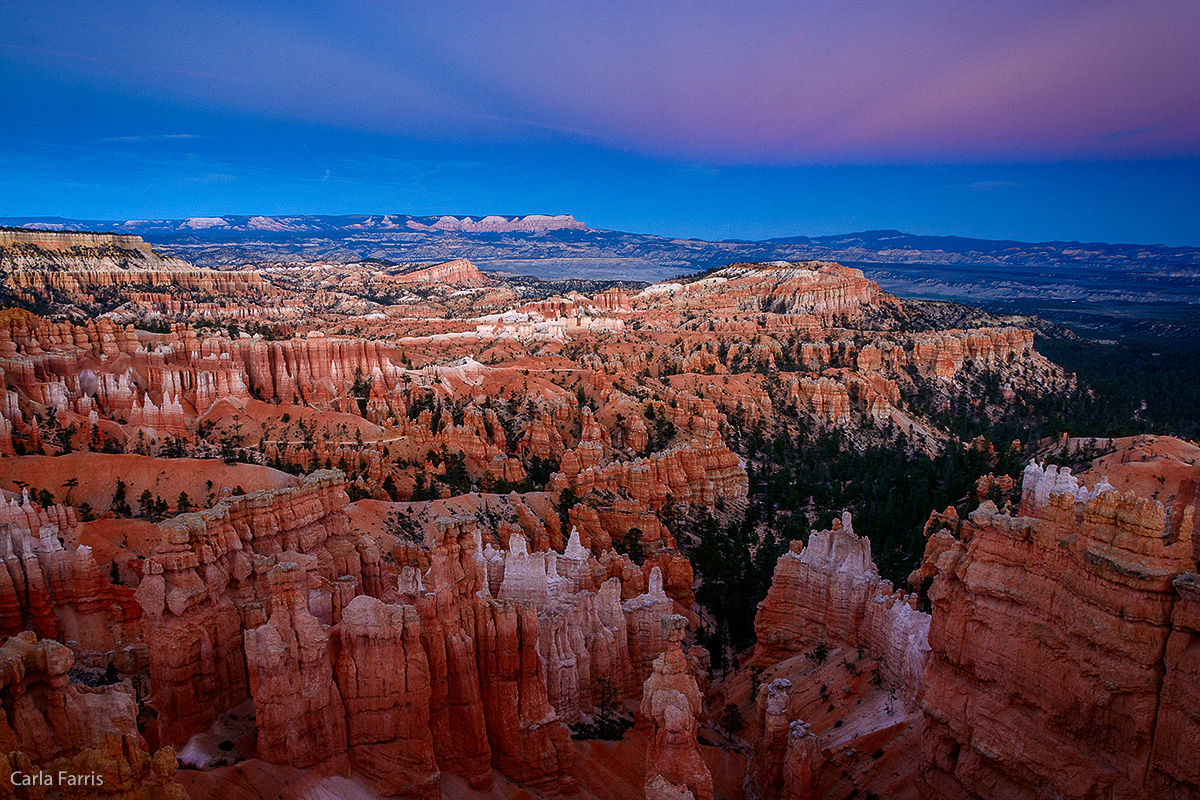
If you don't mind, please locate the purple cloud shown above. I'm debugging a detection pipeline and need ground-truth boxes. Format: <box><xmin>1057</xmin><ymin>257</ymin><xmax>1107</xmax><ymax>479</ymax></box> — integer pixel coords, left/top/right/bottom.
<box><xmin>2</xmin><ymin>0</ymin><xmax>1197</xmax><ymax>164</ymax></box>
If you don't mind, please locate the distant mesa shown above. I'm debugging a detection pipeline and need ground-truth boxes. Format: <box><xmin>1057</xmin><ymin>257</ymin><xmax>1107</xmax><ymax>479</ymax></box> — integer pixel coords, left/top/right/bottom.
<box><xmin>0</xmin><ymin>227</ymin><xmax>157</xmax><ymax>256</ymax></box>
<box><xmin>0</xmin><ymin>227</ymin><xmax>266</xmax><ymax>312</ymax></box>
<box><xmin>183</xmin><ymin>217</ymin><xmax>229</xmax><ymax>229</ymax></box>
<box><xmin>406</xmin><ymin>214</ymin><xmax>586</xmax><ymax>233</ymax></box>
<box><xmin>6</xmin><ymin>213</ymin><xmax>589</xmax><ymax>236</ymax></box>
<box><xmin>390</xmin><ymin>258</ymin><xmax>491</xmax><ymax>287</ymax></box>
<box><xmin>0</xmin><ymin>228</ymin><xmax>174</xmax><ymax>267</ymax></box>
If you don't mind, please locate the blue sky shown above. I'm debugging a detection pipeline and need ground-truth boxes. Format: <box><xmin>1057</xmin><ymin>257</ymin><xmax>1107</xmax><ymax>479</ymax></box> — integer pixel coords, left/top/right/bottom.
<box><xmin>2</xmin><ymin>0</ymin><xmax>1198</xmax><ymax>244</ymax></box>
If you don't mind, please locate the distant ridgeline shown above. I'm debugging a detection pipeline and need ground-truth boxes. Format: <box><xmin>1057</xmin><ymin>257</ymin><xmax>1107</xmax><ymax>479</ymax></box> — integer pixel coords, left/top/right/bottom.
<box><xmin>0</xmin><ymin>227</ymin><xmax>155</xmax><ymax>254</ymax></box>
<box><xmin>3</xmin><ymin>216</ymin><xmax>1198</xmax><ymax>339</ymax></box>
<box><xmin>4</xmin><ymin>213</ymin><xmax>589</xmax><ymax>236</ymax></box>
<box><xmin>0</xmin><ymin>228</ymin><xmax>266</xmax><ymax>316</ymax></box>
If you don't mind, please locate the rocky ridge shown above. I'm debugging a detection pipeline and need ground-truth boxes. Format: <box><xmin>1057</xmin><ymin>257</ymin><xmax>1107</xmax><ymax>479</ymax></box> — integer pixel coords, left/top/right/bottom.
<box><xmin>738</xmin><ymin>445</ymin><xmax>1200</xmax><ymax>800</ymax></box>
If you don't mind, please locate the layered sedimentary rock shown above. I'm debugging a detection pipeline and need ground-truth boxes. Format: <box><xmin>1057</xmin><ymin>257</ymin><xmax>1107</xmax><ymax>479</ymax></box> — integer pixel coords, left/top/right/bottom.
<box><xmin>0</xmin><ymin>230</ymin><xmax>266</xmax><ymax>309</ymax></box>
<box><xmin>134</xmin><ymin>470</ymin><xmax>380</xmax><ymax>746</ymax></box>
<box><xmin>335</xmin><ymin>594</ymin><xmax>440</xmax><ymax>799</ymax></box>
<box><xmin>134</xmin><ymin>486</ymin><xmax>587</xmax><ymax>792</ymax></box>
<box><xmin>918</xmin><ymin>467</ymin><xmax>1199</xmax><ymax>800</ymax></box>
<box><xmin>0</xmin><ymin>731</ymin><xmax>188</xmax><ymax>800</ymax></box>
<box><xmin>538</xmin><ymin>576</ymin><xmax>635</xmax><ymax>721</ymax></box>
<box><xmin>244</xmin><ymin>561</ymin><xmax>348</xmax><ymax>770</ymax></box>
<box><xmin>0</xmin><ymin>254</ymin><xmax>1052</xmax><ymax>516</ymax></box>
<box><xmin>636</xmin><ymin>262</ymin><xmax>893</xmax><ymax>325</ymax></box>
<box><xmin>407</xmin><ymin>214</ymin><xmax>586</xmax><ymax>234</ymax></box>
<box><xmin>1150</xmin><ymin>573</ymin><xmax>1200</xmax><ymax>797</ymax></box>
<box><xmin>641</xmin><ymin>614</ymin><xmax>713</xmax><ymax>800</ymax></box>
<box><xmin>554</xmin><ymin>441</ymin><xmax>747</xmax><ymax>510</ymax></box>
<box><xmin>744</xmin><ymin>678</ymin><xmax>793</xmax><ymax>800</ymax></box>
<box><xmin>406</xmin><ymin>516</ymin><xmax>577</xmax><ymax>791</ymax></box>
<box><xmin>741</xmin><ymin>678</ymin><xmax>825</xmax><ymax>800</ymax></box>
<box><xmin>0</xmin><ymin>312</ymin><xmax>414</xmax><ymax>431</ymax></box>
<box><xmin>474</xmin><ymin>598</ymin><xmax>573</xmax><ymax>790</ymax></box>
<box><xmin>390</xmin><ymin>259</ymin><xmax>490</xmax><ymax>287</ymax></box>
<box><xmin>623</xmin><ymin>567</ymin><xmax>675</xmax><ymax>686</ymax></box>
<box><xmin>0</xmin><ymin>241</ymin><xmax>1090</xmax><ymax>799</ymax></box>
<box><xmin>753</xmin><ymin>513</ymin><xmax>930</xmax><ymax>699</ymax></box>
<box><xmin>0</xmin><ymin>632</ymin><xmax>140</xmax><ymax>762</ymax></box>
<box><xmin>1019</xmin><ymin>459</ymin><xmax>1116</xmax><ymax>514</ymax></box>
<box><xmin>0</xmin><ymin>493</ymin><xmax>141</xmax><ymax>651</ymax></box>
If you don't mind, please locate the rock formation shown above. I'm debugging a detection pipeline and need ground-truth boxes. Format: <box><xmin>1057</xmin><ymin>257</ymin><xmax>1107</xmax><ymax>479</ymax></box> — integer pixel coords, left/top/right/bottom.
<box><xmin>0</xmin><ymin>632</ymin><xmax>140</xmax><ymax>762</ymax></box>
<box><xmin>623</xmin><ymin>567</ymin><xmax>675</xmax><ymax>686</ymax></box>
<box><xmin>335</xmin><ymin>594</ymin><xmax>439</xmax><ymax>799</ymax></box>
<box><xmin>134</xmin><ymin>470</ymin><xmax>380</xmax><ymax>746</ymax></box>
<box><xmin>635</xmin><ymin>262</ymin><xmax>895</xmax><ymax>326</ymax></box>
<box><xmin>554</xmin><ymin>441</ymin><xmax>747</xmax><ymax>510</ymax></box>
<box><xmin>641</xmin><ymin>614</ymin><xmax>713</xmax><ymax>800</ymax></box>
<box><xmin>744</xmin><ymin>678</ymin><xmax>794</xmax><ymax>800</ymax></box>
<box><xmin>753</xmin><ymin>513</ymin><xmax>930</xmax><ymax>700</ymax></box>
<box><xmin>918</xmin><ymin>468</ymin><xmax>1199</xmax><ymax>800</ymax></box>
<box><xmin>244</xmin><ymin>561</ymin><xmax>349</xmax><ymax>771</ymax></box>
<box><xmin>0</xmin><ymin>493</ymin><xmax>141</xmax><ymax>652</ymax></box>
<box><xmin>0</xmin><ymin>239</ymin><xmax>1105</xmax><ymax>800</ymax></box>
<box><xmin>407</xmin><ymin>214</ymin><xmax>586</xmax><ymax>234</ymax></box>
<box><xmin>1150</xmin><ymin>573</ymin><xmax>1200</xmax><ymax>797</ymax></box>
<box><xmin>389</xmin><ymin>259</ymin><xmax>491</xmax><ymax>287</ymax></box>
<box><xmin>0</xmin><ymin>230</ymin><xmax>266</xmax><ymax>315</ymax></box>
<box><xmin>0</xmin><ymin>731</ymin><xmax>188</xmax><ymax>800</ymax></box>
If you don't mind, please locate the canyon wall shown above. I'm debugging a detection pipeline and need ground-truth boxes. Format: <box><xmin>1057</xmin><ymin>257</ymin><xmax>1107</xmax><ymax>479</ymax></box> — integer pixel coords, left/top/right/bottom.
<box><xmin>639</xmin><ymin>262</ymin><xmax>896</xmax><ymax>325</ymax></box>
<box><xmin>130</xmin><ymin>474</ymin><xmax>692</xmax><ymax>794</ymax></box>
<box><xmin>392</xmin><ymin>258</ymin><xmax>491</xmax><ymax>287</ymax></box>
<box><xmin>0</xmin><ymin>230</ymin><xmax>266</xmax><ymax>313</ymax></box>
<box><xmin>133</xmin><ymin>470</ymin><xmax>380</xmax><ymax>746</ymax></box>
<box><xmin>918</xmin><ymin>468</ymin><xmax>1200</xmax><ymax>800</ymax></box>
<box><xmin>748</xmin><ymin>456</ymin><xmax>1200</xmax><ymax>800</ymax></box>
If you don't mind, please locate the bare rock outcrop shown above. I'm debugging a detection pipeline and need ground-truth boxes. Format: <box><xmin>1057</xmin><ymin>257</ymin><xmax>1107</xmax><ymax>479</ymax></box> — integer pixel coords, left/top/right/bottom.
<box><xmin>0</xmin><ymin>632</ymin><xmax>139</xmax><ymax>762</ymax></box>
<box><xmin>641</xmin><ymin>614</ymin><xmax>713</xmax><ymax>800</ymax></box>
<box><xmin>918</xmin><ymin>479</ymin><xmax>1198</xmax><ymax>800</ymax></box>
<box><xmin>554</xmin><ymin>441</ymin><xmax>747</xmax><ymax>510</ymax></box>
<box><xmin>335</xmin><ymin>594</ymin><xmax>439</xmax><ymax>799</ymax></box>
<box><xmin>0</xmin><ymin>230</ymin><xmax>265</xmax><ymax>313</ymax></box>
<box><xmin>744</xmin><ymin>678</ymin><xmax>793</xmax><ymax>800</ymax></box>
<box><xmin>0</xmin><ymin>495</ymin><xmax>140</xmax><ymax>653</ymax></box>
<box><xmin>753</xmin><ymin>513</ymin><xmax>930</xmax><ymax>701</ymax></box>
<box><xmin>134</xmin><ymin>470</ymin><xmax>380</xmax><ymax>746</ymax></box>
<box><xmin>1149</xmin><ymin>573</ymin><xmax>1200</xmax><ymax>797</ymax></box>
<box><xmin>243</xmin><ymin>561</ymin><xmax>348</xmax><ymax>771</ymax></box>
<box><xmin>390</xmin><ymin>259</ymin><xmax>490</xmax><ymax>288</ymax></box>
<box><xmin>0</xmin><ymin>732</ymin><xmax>188</xmax><ymax>800</ymax></box>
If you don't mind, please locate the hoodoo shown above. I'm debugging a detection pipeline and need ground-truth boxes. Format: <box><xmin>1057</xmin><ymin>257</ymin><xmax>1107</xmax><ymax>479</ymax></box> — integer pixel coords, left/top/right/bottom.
<box><xmin>0</xmin><ymin>230</ymin><xmax>1192</xmax><ymax>799</ymax></box>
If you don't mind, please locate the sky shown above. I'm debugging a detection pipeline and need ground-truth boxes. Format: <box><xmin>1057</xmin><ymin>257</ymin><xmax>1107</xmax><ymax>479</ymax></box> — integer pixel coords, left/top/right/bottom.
<box><xmin>1</xmin><ymin>0</ymin><xmax>1198</xmax><ymax>245</ymax></box>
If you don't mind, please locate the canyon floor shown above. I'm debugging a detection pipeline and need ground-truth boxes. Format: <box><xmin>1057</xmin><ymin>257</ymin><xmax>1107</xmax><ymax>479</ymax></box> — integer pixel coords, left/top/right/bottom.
<box><xmin>0</xmin><ymin>229</ymin><xmax>1196</xmax><ymax>799</ymax></box>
